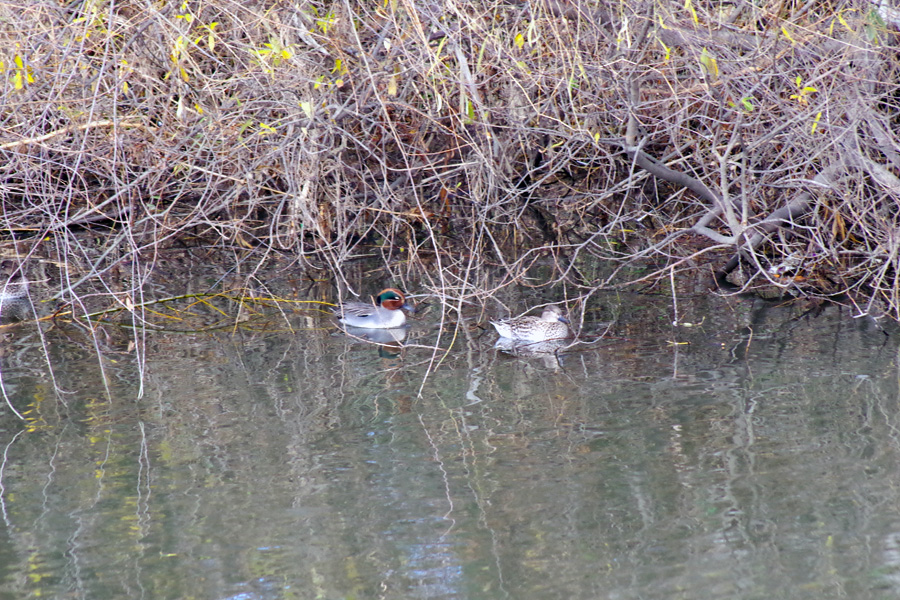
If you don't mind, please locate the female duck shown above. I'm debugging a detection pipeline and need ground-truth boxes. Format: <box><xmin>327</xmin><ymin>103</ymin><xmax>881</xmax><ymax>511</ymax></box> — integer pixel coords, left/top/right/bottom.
<box><xmin>334</xmin><ymin>288</ymin><xmax>414</xmax><ymax>329</ymax></box>
<box><xmin>490</xmin><ymin>305</ymin><xmax>572</xmax><ymax>342</ymax></box>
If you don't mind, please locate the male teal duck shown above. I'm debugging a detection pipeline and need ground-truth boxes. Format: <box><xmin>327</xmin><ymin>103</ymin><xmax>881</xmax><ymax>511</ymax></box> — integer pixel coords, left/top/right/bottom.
<box><xmin>490</xmin><ymin>305</ymin><xmax>572</xmax><ymax>342</ymax></box>
<box><xmin>334</xmin><ymin>288</ymin><xmax>414</xmax><ymax>329</ymax></box>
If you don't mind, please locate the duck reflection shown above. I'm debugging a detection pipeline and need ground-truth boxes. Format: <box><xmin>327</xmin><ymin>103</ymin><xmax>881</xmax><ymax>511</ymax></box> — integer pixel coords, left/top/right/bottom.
<box><xmin>340</xmin><ymin>325</ymin><xmax>408</xmax><ymax>358</ymax></box>
<box><xmin>494</xmin><ymin>336</ymin><xmax>571</xmax><ymax>369</ymax></box>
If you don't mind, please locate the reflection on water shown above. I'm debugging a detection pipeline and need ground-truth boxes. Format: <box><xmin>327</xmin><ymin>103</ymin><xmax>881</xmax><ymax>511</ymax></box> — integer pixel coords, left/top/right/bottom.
<box><xmin>493</xmin><ymin>335</ymin><xmax>571</xmax><ymax>371</ymax></box>
<box><xmin>0</xmin><ymin>260</ymin><xmax>33</xmax><ymax>322</ymax></box>
<box><xmin>1</xmin><ymin>276</ymin><xmax>899</xmax><ymax>599</ymax></box>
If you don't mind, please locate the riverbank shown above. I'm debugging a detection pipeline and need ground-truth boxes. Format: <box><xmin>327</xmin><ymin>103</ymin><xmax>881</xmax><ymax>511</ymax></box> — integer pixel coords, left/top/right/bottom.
<box><xmin>3</xmin><ymin>0</ymin><xmax>899</xmax><ymax>319</ymax></box>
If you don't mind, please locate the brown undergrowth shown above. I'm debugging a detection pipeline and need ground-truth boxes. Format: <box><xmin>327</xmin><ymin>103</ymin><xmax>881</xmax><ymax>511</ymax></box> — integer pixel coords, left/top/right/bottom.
<box><xmin>1</xmin><ymin>0</ymin><xmax>900</xmax><ymax>330</ymax></box>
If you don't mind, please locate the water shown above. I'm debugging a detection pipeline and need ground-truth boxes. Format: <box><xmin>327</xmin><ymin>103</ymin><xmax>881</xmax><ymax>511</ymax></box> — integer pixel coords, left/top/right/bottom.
<box><xmin>0</xmin><ymin>266</ymin><xmax>898</xmax><ymax>599</ymax></box>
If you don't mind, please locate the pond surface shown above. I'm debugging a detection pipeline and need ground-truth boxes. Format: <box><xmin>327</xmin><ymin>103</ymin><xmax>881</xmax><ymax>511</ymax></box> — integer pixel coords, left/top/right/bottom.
<box><xmin>0</xmin><ymin>256</ymin><xmax>899</xmax><ymax>600</ymax></box>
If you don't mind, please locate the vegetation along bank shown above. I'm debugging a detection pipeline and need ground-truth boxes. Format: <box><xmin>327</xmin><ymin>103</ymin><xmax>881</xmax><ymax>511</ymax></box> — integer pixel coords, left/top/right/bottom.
<box><xmin>3</xmin><ymin>1</ymin><xmax>900</xmax><ymax>319</ymax></box>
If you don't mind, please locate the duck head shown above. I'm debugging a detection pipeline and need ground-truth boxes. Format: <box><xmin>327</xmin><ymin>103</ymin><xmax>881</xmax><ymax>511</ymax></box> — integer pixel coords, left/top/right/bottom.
<box><xmin>375</xmin><ymin>288</ymin><xmax>415</xmax><ymax>313</ymax></box>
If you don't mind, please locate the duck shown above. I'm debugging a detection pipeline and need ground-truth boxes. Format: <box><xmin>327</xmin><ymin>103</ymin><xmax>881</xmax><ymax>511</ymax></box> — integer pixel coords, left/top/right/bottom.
<box><xmin>334</xmin><ymin>288</ymin><xmax>414</xmax><ymax>329</ymax></box>
<box><xmin>490</xmin><ymin>305</ymin><xmax>572</xmax><ymax>342</ymax></box>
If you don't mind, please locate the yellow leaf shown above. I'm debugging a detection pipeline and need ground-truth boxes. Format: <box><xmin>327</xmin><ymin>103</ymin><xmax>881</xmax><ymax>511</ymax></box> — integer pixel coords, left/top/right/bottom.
<box><xmin>811</xmin><ymin>111</ymin><xmax>821</xmax><ymax>134</ymax></box>
<box><xmin>259</xmin><ymin>122</ymin><xmax>276</xmax><ymax>134</ymax></box>
<box><xmin>388</xmin><ymin>74</ymin><xmax>397</xmax><ymax>96</ymax></box>
<box><xmin>684</xmin><ymin>0</ymin><xmax>698</xmax><ymax>24</ymax></box>
<box><xmin>13</xmin><ymin>70</ymin><xmax>22</xmax><ymax>90</ymax></box>
<box><xmin>699</xmin><ymin>48</ymin><xmax>718</xmax><ymax>80</ymax></box>
<box><xmin>782</xmin><ymin>26</ymin><xmax>796</xmax><ymax>44</ymax></box>
<box><xmin>837</xmin><ymin>12</ymin><xmax>852</xmax><ymax>32</ymax></box>
<box><xmin>14</xmin><ymin>55</ymin><xmax>23</xmax><ymax>69</ymax></box>
<box><xmin>514</xmin><ymin>32</ymin><xmax>524</xmax><ymax>49</ymax></box>
<box><xmin>123</xmin><ymin>80</ymin><xmax>129</xmax><ymax>93</ymax></box>
<box><xmin>171</xmin><ymin>36</ymin><xmax>185</xmax><ymax>63</ymax></box>
<box><xmin>207</xmin><ymin>22</ymin><xmax>218</xmax><ymax>52</ymax></box>
<box><xmin>299</xmin><ymin>101</ymin><xmax>313</xmax><ymax>118</ymax></box>
<box><xmin>180</xmin><ymin>66</ymin><xmax>189</xmax><ymax>82</ymax></box>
